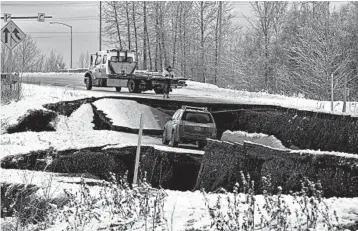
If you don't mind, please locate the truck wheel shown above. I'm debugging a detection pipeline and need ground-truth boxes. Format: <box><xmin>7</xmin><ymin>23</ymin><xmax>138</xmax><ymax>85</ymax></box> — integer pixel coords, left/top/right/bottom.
<box><xmin>170</xmin><ymin>131</ymin><xmax>178</xmax><ymax>147</ymax></box>
<box><xmin>162</xmin><ymin>128</ymin><xmax>169</xmax><ymax>145</ymax></box>
<box><xmin>86</xmin><ymin>77</ymin><xmax>92</xmax><ymax>90</ymax></box>
<box><xmin>154</xmin><ymin>86</ymin><xmax>164</xmax><ymax>94</ymax></box>
<box><xmin>127</xmin><ymin>79</ymin><xmax>140</xmax><ymax>93</ymax></box>
<box><xmin>115</xmin><ymin>87</ymin><xmax>121</xmax><ymax>92</ymax></box>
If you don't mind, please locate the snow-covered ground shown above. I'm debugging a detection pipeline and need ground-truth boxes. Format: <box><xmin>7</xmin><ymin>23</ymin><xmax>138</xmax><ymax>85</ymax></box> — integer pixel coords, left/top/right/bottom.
<box><xmin>1</xmin><ymin>78</ymin><xmax>357</xmax><ymax>230</ymax></box>
<box><xmin>221</xmin><ymin>130</ymin><xmax>287</xmax><ymax>149</ymax></box>
<box><xmin>0</xmin><ymin>130</ymin><xmax>162</xmax><ymax>159</ymax></box>
<box><xmin>93</xmin><ymin>98</ymin><xmax>171</xmax><ymax>130</ymax></box>
<box><xmin>1</xmin><ymin>169</ymin><xmax>357</xmax><ymax>230</ymax></box>
<box><xmin>1</xmin><ymin>84</ymin><xmax>115</xmax><ymax>134</ymax></box>
<box><xmin>179</xmin><ymin>81</ymin><xmax>358</xmax><ymax>116</ymax></box>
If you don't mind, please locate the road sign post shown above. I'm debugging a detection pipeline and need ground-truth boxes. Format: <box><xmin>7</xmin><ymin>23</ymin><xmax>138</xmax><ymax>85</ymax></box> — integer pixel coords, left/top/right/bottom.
<box><xmin>1</xmin><ymin>20</ymin><xmax>26</xmax><ymax>50</ymax></box>
<box><xmin>133</xmin><ymin>113</ymin><xmax>144</xmax><ymax>185</ymax></box>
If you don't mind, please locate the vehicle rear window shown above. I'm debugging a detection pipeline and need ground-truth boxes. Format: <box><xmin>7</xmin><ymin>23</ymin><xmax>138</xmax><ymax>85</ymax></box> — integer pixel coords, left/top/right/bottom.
<box><xmin>182</xmin><ymin>111</ymin><xmax>213</xmax><ymax>124</ymax></box>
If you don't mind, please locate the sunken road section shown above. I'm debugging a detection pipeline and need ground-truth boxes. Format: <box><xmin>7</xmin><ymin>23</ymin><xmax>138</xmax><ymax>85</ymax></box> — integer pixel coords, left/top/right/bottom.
<box><xmin>1</xmin><ymin>145</ymin><xmax>203</xmax><ymax>191</ymax></box>
<box><xmin>196</xmin><ymin>139</ymin><xmax>358</xmax><ymax>197</ymax></box>
<box><xmin>42</xmin><ymin>95</ymin><xmax>358</xmax><ymax>153</ymax></box>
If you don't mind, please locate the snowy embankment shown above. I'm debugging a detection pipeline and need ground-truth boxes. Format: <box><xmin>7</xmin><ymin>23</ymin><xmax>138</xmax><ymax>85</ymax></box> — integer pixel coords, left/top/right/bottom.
<box><xmin>221</xmin><ymin>130</ymin><xmax>287</xmax><ymax>149</ymax></box>
<box><xmin>93</xmin><ymin>98</ymin><xmax>171</xmax><ymax>130</ymax></box>
<box><xmin>1</xmin><ymin>84</ymin><xmax>114</xmax><ymax>134</ymax></box>
<box><xmin>177</xmin><ymin>81</ymin><xmax>358</xmax><ymax>116</ymax></box>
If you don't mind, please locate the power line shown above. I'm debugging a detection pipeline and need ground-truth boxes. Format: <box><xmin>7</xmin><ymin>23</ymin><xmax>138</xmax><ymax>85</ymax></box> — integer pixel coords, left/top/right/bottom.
<box><xmin>1</xmin><ymin>3</ymin><xmax>98</xmax><ymax>7</ymax></box>
<box><xmin>28</xmin><ymin>31</ymin><xmax>98</xmax><ymax>34</ymax></box>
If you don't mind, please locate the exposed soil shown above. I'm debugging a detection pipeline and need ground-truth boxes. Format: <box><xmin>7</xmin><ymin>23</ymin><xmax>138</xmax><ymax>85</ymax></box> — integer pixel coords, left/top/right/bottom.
<box><xmin>6</xmin><ymin>109</ymin><xmax>57</xmax><ymax>134</ymax></box>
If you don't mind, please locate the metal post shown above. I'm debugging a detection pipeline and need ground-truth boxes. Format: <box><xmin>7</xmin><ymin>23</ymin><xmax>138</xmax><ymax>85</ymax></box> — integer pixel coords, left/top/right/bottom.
<box><xmin>343</xmin><ymin>73</ymin><xmax>347</xmax><ymax>113</ymax></box>
<box><xmin>133</xmin><ymin>113</ymin><xmax>144</xmax><ymax>185</ymax></box>
<box><xmin>331</xmin><ymin>73</ymin><xmax>334</xmax><ymax>111</ymax></box>
<box><xmin>70</xmin><ymin>26</ymin><xmax>72</xmax><ymax>69</ymax></box>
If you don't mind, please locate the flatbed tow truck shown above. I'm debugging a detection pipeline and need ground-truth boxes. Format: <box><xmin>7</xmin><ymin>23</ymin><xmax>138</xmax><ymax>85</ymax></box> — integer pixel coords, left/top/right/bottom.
<box><xmin>84</xmin><ymin>49</ymin><xmax>186</xmax><ymax>94</ymax></box>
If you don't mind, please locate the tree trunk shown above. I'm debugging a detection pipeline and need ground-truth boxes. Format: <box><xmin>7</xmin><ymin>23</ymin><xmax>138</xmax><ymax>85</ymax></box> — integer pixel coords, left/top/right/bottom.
<box><xmin>172</xmin><ymin>3</ymin><xmax>180</xmax><ymax>69</ymax></box>
<box><xmin>159</xmin><ymin>3</ymin><xmax>168</xmax><ymax>69</ymax></box>
<box><xmin>200</xmin><ymin>1</ymin><xmax>205</xmax><ymax>83</ymax></box>
<box><xmin>125</xmin><ymin>2</ymin><xmax>131</xmax><ymax>50</ymax></box>
<box><xmin>143</xmin><ymin>1</ymin><xmax>147</xmax><ymax>70</ymax></box>
<box><xmin>132</xmin><ymin>2</ymin><xmax>138</xmax><ymax>55</ymax></box>
<box><xmin>218</xmin><ymin>1</ymin><xmax>223</xmax><ymax>86</ymax></box>
<box><xmin>113</xmin><ymin>1</ymin><xmax>122</xmax><ymax>50</ymax></box>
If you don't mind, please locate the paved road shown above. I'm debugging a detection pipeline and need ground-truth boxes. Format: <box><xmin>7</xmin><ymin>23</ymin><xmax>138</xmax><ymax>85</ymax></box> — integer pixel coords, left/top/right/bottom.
<box><xmin>21</xmin><ymin>73</ymin><xmax>234</xmax><ymax>104</ymax></box>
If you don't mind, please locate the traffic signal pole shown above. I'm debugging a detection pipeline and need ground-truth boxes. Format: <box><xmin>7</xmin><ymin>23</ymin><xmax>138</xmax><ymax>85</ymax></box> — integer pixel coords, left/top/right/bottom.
<box><xmin>1</xmin><ymin>16</ymin><xmax>52</xmax><ymax>20</ymax></box>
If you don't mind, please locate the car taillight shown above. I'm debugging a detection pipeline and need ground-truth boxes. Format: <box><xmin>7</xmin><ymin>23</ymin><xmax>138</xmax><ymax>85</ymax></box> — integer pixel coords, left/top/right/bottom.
<box><xmin>212</xmin><ymin>128</ymin><xmax>217</xmax><ymax>138</ymax></box>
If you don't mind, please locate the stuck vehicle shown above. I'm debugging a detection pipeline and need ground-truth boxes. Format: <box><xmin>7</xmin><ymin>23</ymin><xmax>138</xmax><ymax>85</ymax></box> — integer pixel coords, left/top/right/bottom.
<box><xmin>84</xmin><ymin>49</ymin><xmax>186</xmax><ymax>93</ymax></box>
<box><xmin>162</xmin><ymin>106</ymin><xmax>217</xmax><ymax>149</ymax></box>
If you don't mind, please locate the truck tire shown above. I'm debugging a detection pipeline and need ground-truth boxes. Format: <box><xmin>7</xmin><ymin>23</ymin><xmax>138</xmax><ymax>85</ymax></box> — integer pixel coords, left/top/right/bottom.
<box><xmin>154</xmin><ymin>86</ymin><xmax>164</xmax><ymax>94</ymax></box>
<box><xmin>86</xmin><ymin>77</ymin><xmax>92</xmax><ymax>90</ymax></box>
<box><xmin>115</xmin><ymin>87</ymin><xmax>121</xmax><ymax>92</ymax></box>
<box><xmin>127</xmin><ymin>79</ymin><xmax>140</xmax><ymax>93</ymax></box>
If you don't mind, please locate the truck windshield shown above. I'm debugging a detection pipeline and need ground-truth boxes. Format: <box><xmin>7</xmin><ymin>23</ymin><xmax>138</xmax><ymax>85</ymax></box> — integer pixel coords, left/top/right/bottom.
<box><xmin>110</xmin><ymin>56</ymin><xmax>134</xmax><ymax>62</ymax></box>
<box><xmin>182</xmin><ymin>112</ymin><xmax>213</xmax><ymax>124</ymax></box>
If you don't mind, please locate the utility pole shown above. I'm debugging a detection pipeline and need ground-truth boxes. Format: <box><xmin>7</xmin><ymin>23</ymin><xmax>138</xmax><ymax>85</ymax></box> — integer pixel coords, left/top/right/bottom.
<box><xmin>99</xmin><ymin>1</ymin><xmax>102</xmax><ymax>51</ymax></box>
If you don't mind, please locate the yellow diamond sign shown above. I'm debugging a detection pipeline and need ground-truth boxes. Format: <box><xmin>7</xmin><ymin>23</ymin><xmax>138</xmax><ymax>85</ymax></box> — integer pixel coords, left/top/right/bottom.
<box><xmin>1</xmin><ymin>20</ymin><xmax>26</xmax><ymax>50</ymax></box>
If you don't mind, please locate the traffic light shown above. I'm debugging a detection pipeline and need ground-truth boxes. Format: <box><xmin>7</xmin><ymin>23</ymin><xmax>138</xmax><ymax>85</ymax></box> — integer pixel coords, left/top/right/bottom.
<box><xmin>4</xmin><ymin>13</ymin><xmax>11</xmax><ymax>22</ymax></box>
<box><xmin>38</xmin><ymin>13</ymin><xmax>45</xmax><ymax>22</ymax></box>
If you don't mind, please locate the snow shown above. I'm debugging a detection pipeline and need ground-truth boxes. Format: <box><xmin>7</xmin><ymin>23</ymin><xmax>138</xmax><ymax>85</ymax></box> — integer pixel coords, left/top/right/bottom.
<box><xmin>0</xmin><ymin>168</ymin><xmax>99</xmax><ymax>199</ymax></box>
<box><xmin>290</xmin><ymin>148</ymin><xmax>358</xmax><ymax>159</ymax></box>
<box><xmin>0</xmin><ymin>130</ymin><xmax>161</xmax><ymax>159</ymax></box>
<box><xmin>22</xmin><ymin>72</ymin><xmax>84</xmax><ymax>77</ymax></box>
<box><xmin>221</xmin><ymin>130</ymin><xmax>287</xmax><ymax>149</ymax></box>
<box><xmin>93</xmin><ymin>98</ymin><xmax>171</xmax><ymax>130</ymax></box>
<box><xmin>55</xmin><ymin>103</ymin><xmax>94</xmax><ymax>132</ymax></box>
<box><xmin>162</xmin><ymin>190</ymin><xmax>358</xmax><ymax>230</ymax></box>
<box><xmin>1</xmin><ymin>84</ymin><xmax>115</xmax><ymax>134</ymax></box>
<box><xmin>177</xmin><ymin>81</ymin><xmax>358</xmax><ymax>117</ymax></box>
<box><xmin>3</xmin><ymin>168</ymin><xmax>356</xmax><ymax>231</ymax></box>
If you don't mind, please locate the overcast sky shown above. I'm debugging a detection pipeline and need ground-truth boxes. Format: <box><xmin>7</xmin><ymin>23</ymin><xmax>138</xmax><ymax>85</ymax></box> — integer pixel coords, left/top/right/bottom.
<box><xmin>0</xmin><ymin>1</ymin><xmax>345</xmax><ymax>69</ymax></box>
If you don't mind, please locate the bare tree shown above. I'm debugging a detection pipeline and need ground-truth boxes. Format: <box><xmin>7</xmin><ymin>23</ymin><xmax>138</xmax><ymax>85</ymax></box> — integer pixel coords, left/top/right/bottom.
<box><xmin>250</xmin><ymin>1</ymin><xmax>288</xmax><ymax>91</ymax></box>
<box><xmin>12</xmin><ymin>35</ymin><xmax>41</xmax><ymax>73</ymax></box>
<box><xmin>45</xmin><ymin>50</ymin><xmax>65</xmax><ymax>72</ymax></box>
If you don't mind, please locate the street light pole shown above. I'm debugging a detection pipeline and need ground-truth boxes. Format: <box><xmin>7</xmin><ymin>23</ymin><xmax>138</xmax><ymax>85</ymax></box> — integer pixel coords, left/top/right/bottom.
<box><xmin>50</xmin><ymin>21</ymin><xmax>72</xmax><ymax>69</ymax></box>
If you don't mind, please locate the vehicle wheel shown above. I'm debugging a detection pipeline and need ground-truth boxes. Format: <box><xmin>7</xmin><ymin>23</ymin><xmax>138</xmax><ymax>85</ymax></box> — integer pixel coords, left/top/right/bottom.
<box><xmin>198</xmin><ymin>141</ymin><xmax>207</xmax><ymax>149</ymax></box>
<box><xmin>115</xmin><ymin>87</ymin><xmax>121</xmax><ymax>92</ymax></box>
<box><xmin>154</xmin><ymin>86</ymin><xmax>164</xmax><ymax>94</ymax></box>
<box><xmin>85</xmin><ymin>77</ymin><xmax>92</xmax><ymax>90</ymax></box>
<box><xmin>162</xmin><ymin>128</ymin><xmax>169</xmax><ymax>145</ymax></box>
<box><xmin>170</xmin><ymin>131</ymin><xmax>178</xmax><ymax>147</ymax></box>
<box><xmin>127</xmin><ymin>79</ymin><xmax>140</xmax><ymax>93</ymax></box>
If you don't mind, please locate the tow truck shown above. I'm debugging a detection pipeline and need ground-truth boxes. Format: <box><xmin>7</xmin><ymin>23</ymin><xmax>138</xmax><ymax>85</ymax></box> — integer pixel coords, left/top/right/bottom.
<box><xmin>84</xmin><ymin>49</ymin><xmax>186</xmax><ymax>93</ymax></box>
